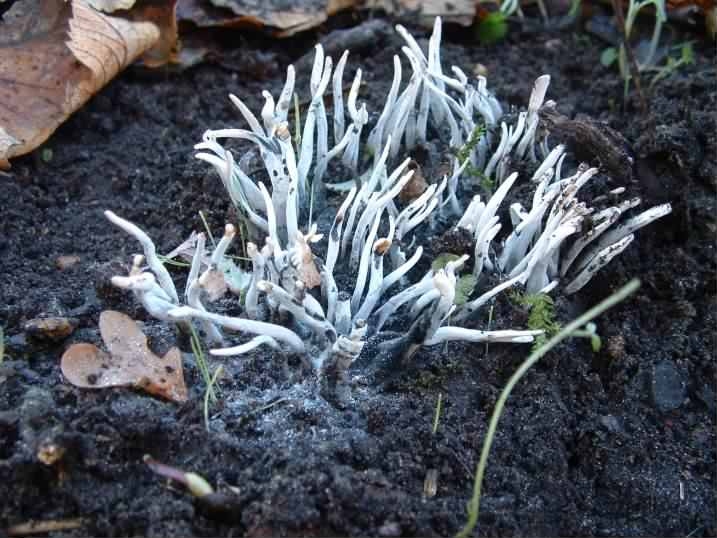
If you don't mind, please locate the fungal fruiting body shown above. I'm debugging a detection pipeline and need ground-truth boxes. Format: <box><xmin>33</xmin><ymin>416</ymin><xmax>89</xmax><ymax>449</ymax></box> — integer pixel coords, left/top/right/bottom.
<box><xmin>106</xmin><ymin>18</ymin><xmax>670</xmax><ymax>376</ymax></box>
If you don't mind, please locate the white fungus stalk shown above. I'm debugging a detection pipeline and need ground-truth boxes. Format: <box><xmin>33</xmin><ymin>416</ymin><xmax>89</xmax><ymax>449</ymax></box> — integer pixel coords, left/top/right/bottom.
<box><xmin>105</xmin><ymin>211</ymin><xmax>179</xmax><ymax>304</ymax></box>
<box><xmin>168</xmin><ymin>306</ymin><xmax>305</xmax><ymax>353</ymax></box>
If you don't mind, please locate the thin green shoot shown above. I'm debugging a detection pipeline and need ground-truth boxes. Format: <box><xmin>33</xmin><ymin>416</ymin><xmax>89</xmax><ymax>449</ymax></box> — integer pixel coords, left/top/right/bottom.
<box><xmin>432</xmin><ymin>393</ymin><xmax>444</xmax><ymax>435</ymax></box>
<box><xmin>158</xmin><ymin>255</ymin><xmax>191</xmax><ymax>268</ymax></box>
<box><xmin>0</xmin><ymin>326</ymin><xmax>4</xmax><ymax>364</ymax></box>
<box><xmin>198</xmin><ymin>211</ymin><xmax>216</xmax><ymax>248</ymax></box>
<box><xmin>484</xmin><ymin>304</ymin><xmax>494</xmax><ymax>356</ymax></box>
<box><xmin>227</xmin><ymin>254</ymin><xmax>252</xmax><ymax>263</ymax></box>
<box><xmin>204</xmin><ymin>365</ymin><xmax>224</xmax><ymax>432</ymax></box>
<box><xmin>569</xmin><ymin>322</ymin><xmax>602</xmax><ymax>352</ymax></box>
<box><xmin>189</xmin><ymin>324</ymin><xmax>217</xmax><ymax>403</ymax></box>
<box><xmin>456</xmin><ymin>279</ymin><xmax>640</xmax><ymax>538</ymax></box>
<box><xmin>567</xmin><ymin>0</ymin><xmax>582</xmax><ymax>19</ymax></box>
<box><xmin>649</xmin><ymin>42</ymin><xmax>695</xmax><ymax>88</ymax></box>
<box><xmin>237</xmin><ymin>219</ymin><xmax>249</xmax><ymax>262</ymax></box>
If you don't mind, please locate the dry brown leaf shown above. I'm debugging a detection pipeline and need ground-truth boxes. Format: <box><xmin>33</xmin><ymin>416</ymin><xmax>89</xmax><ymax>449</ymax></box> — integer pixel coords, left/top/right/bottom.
<box><xmin>176</xmin><ymin>0</ymin><xmax>357</xmax><ymax>36</ymax></box>
<box><xmin>60</xmin><ymin>310</ymin><xmax>188</xmax><ymax>402</ymax></box>
<box><xmin>363</xmin><ymin>0</ymin><xmax>476</xmax><ymax>26</ymax></box>
<box><xmin>87</xmin><ymin>0</ymin><xmax>138</xmax><ymax>12</ymax></box>
<box><xmin>201</xmin><ymin>269</ymin><xmax>229</xmax><ymax>302</ymax></box>
<box><xmin>0</xmin><ymin>0</ymin><xmax>177</xmax><ymax>169</ymax></box>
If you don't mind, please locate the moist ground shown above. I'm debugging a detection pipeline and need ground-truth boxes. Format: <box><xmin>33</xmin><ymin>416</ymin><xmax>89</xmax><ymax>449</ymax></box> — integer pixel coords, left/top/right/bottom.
<box><xmin>1</xmin><ymin>14</ymin><xmax>715</xmax><ymax>537</ymax></box>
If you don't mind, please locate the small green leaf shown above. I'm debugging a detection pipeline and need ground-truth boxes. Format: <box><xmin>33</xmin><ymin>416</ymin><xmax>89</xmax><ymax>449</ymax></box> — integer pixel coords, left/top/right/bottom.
<box><xmin>681</xmin><ymin>42</ymin><xmax>694</xmax><ymax>64</ymax></box>
<box><xmin>432</xmin><ymin>253</ymin><xmax>461</xmax><ymax>272</ymax></box>
<box><xmin>476</xmin><ymin>12</ymin><xmax>508</xmax><ymax>45</ymax></box>
<box><xmin>455</xmin><ymin>275</ymin><xmax>478</xmax><ymax>306</ymax></box>
<box><xmin>600</xmin><ymin>47</ymin><xmax>618</xmax><ymax>67</ymax></box>
<box><xmin>590</xmin><ymin>334</ymin><xmax>602</xmax><ymax>353</ymax></box>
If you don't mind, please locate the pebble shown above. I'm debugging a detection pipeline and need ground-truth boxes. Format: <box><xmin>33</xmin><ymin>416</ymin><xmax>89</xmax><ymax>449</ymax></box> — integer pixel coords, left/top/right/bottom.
<box><xmin>378</xmin><ymin>521</ymin><xmax>402</xmax><ymax>537</ymax></box>
<box><xmin>606</xmin><ymin>335</ymin><xmax>626</xmax><ymax>361</ymax></box>
<box><xmin>599</xmin><ymin>414</ymin><xmax>623</xmax><ymax>434</ymax></box>
<box><xmin>55</xmin><ymin>255</ymin><xmax>80</xmax><ymax>270</ymax></box>
<box><xmin>24</xmin><ymin>317</ymin><xmax>76</xmax><ymax>343</ymax></box>
<box><xmin>651</xmin><ymin>360</ymin><xmax>686</xmax><ymax>413</ymax></box>
<box><xmin>473</xmin><ymin>63</ymin><xmax>488</xmax><ymax>77</ymax></box>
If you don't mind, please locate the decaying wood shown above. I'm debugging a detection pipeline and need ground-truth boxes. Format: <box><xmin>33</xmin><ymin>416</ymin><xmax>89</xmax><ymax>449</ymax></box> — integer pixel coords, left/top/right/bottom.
<box><xmin>541</xmin><ymin>107</ymin><xmax>635</xmax><ymax>182</ymax></box>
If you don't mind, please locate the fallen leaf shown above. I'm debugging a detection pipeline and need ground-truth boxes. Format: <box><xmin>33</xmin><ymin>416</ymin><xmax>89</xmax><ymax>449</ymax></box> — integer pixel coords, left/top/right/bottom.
<box><xmin>176</xmin><ymin>0</ymin><xmax>357</xmax><ymax>36</ymax></box>
<box><xmin>201</xmin><ymin>269</ymin><xmax>229</xmax><ymax>302</ymax></box>
<box><xmin>363</xmin><ymin>0</ymin><xmax>476</xmax><ymax>26</ymax></box>
<box><xmin>0</xmin><ymin>0</ymin><xmax>177</xmax><ymax>168</ymax></box>
<box><xmin>87</xmin><ymin>0</ymin><xmax>138</xmax><ymax>12</ymax></box>
<box><xmin>61</xmin><ymin>310</ymin><xmax>188</xmax><ymax>402</ymax></box>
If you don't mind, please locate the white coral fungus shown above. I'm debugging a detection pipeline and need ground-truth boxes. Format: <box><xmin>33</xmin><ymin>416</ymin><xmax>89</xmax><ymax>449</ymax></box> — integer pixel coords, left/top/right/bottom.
<box><xmin>105</xmin><ymin>18</ymin><xmax>670</xmax><ymax>378</ymax></box>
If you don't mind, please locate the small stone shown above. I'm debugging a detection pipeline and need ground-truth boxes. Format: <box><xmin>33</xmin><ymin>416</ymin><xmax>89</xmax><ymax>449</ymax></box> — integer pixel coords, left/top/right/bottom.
<box><xmin>378</xmin><ymin>521</ymin><xmax>401</xmax><ymax>537</ymax></box>
<box><xmin>473</xmin><ymin>63</ymin><xmax>488</xmax><ymax>77</ymax></box>
<box><xmin>606</xmin><ymin>335</ymin><xmax>625</xmax><ymax>360</ymax></box>
<box><xmin>545</xmin><ymin>38</ymin><xmax>562</xmax><ymax>51</ymax></box>
<box><xmin>56</xmin><ymin>255</ymin><xmax>80</xmax><ymax>270</ymax></box>
<box><xmin>24</xmin><ymin>317</ymin><xmax>76</xmax><ymax>343</ymax></box>
<box><xmin>651</xmin><ymin>360</ymin><xmax>686</xmax><ymax>413</ymax></box>
<box><xmin>599</xmin><ymin>414</ymin><xmax>622</xmax><ymax>434</ymax></box>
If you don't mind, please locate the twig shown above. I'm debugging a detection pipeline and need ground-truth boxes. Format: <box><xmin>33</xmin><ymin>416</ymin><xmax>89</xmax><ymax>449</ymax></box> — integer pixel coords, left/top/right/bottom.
<box><xmin>7</xmin><ymin>519</ymin><xmax>84</xmax><ymax>536</ymax></box>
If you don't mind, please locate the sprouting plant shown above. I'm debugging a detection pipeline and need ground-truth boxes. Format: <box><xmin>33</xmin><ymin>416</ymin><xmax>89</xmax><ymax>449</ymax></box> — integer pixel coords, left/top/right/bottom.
<box><xmin>600</xmin><ymin>0</ymin><xmax>667</xmax><ymax>97</ymax></box>
<box><xmin>570</xmin><ymin>321</ymin><xmax>603</xmax><ymax>352</ymax></box>
<box><xmin>456</xmin><ymin>279</ymin><xmax>640</xmax><ymax>538</ymax></box>
<box><xmin>190</xmin><ymin>324</ymin><xmax>218</xmax><ymax>404</ymax></box>
<box><xmin>513</xmin><ymin>291</ymin><xmax>561</xmax><ymax>348</ymax></box>
<box><xmin>475</xmin><ymin>11</ymin><xmax>509</xmax><ymax>45</ymax></box>
<box><xmin>204</xmin><ymin>365</ymin><xmax>223</xmax><ymax>432</ymax></box>
<box><xmin>648</xmin><ymin>42</ymin><xmax>695</xmax><ymax>87</ymax></box>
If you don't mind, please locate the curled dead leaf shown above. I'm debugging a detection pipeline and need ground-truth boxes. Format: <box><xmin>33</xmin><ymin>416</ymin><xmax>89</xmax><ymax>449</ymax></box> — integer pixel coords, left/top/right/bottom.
<box><xmin>0</xmin><ymin>0</ymin><xmax>177</xmax><ymax>169</ymax></box>
<box><xmin>400</xmin><ymin>159</ymin><xmax>428</xmax><ymax>203</ymax></box>
<box><xmin>201</xmin><ymin>269</ymin><xmax>228</xmax><ymax>302</ymax></box>
<box><xmin>176</xmin><ymin>0</ymin><xmax>356</xmax><ymax>36</ymax></box>
<box><xmin>60</xmin><ymin>310</ymin><xmax>188</xmax><ymax>402</ymax></box>
<box><xmin>363</xmin><ymin>0</ymin><xmax>476</xmax><ymax>26</ymax></box>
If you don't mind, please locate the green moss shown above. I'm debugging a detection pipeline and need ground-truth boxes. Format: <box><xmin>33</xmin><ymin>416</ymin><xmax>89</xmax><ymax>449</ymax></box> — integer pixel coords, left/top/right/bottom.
<box><xmin>512</xmin><ymin>291</ymin><xmax>561</xmax><ymax>349</ymax></box>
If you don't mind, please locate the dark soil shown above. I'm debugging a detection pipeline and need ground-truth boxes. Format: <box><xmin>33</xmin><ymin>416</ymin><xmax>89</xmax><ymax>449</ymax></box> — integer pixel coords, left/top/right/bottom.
<box><xmin>1</xmin><ymin>12</ymin><xmax>715</xmax><ymax>537</ymax></box>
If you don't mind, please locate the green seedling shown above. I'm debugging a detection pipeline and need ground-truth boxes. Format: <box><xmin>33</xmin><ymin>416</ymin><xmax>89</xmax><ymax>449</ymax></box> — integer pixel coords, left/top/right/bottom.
<box><xmin>601</xmin><ymin>0</ymin><xmax>667</xmax><ymax>98</ymax></box>
<box><xmin>144</xmin><ymin>455</ymin><xmax>214</xmax><ymax>498</ymax></box>
<box><xmin>189</xmin><ymin>324</ymin><xmax>218</xmax><ymax>404</ymax></box>
<box><xmin>570</xmin><ymin>321</ymin><xmax>603</xmax><ymax>352</ymax></box>
<box><xmin>457</xmin><ymin>279</ymin><xmax>640</xmax><ymax>538</ymax></box>
<box><xmin>204</xmin><ymin>365</ymin><xmax>224</xmax><ymax>432</ymax></box>
<box><xmin>648</xmin><ymin>42</ymin><xmax>695</xmax><ymax>88</ymax></box>
<box><xmin>476</xmin><ymin>12</ymin><xmax>509</xmax><ymax>44</ymax></box>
